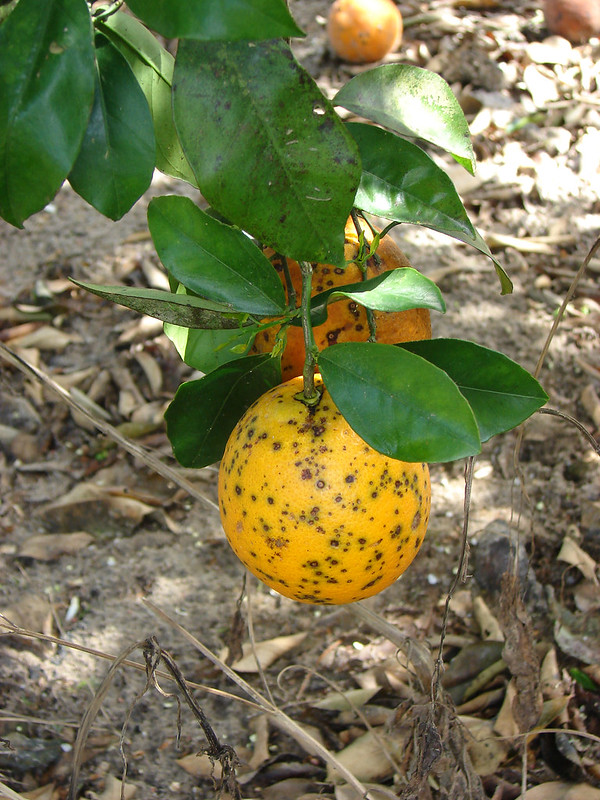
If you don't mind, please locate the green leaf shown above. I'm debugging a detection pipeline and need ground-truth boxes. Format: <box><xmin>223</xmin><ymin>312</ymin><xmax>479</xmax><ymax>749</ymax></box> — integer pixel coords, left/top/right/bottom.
<box><xmin>97</xmin><ymin>10</ymin><xmax>195</xmax><ymax>185</ymax></box>
<box><xmin>71</xmin><ymin>280</ymin><xmax>248</xmax><ymax>328</ymax></box>
<box><xmin>125</xmin><ymin>0</ymin><xmax>305</xmax><ymax>40</ymax></box>
<box><xmin>0</xmin><ymin>0</ymin><xmax>95</xmax><ymax>226</ymax></box>
<box><xmin>348</xmin><ymin>123</ymin><xmax>512</xmax><ymax>294</ymax></box>
<box><xmin>165</xmin><ymin>354</ymin><xmax>282</xmax><ymax>468</ymax></box>
<box><xmin>68</xmin><ymin>34</ymin><xmax>155</xmax><ymax>219</ymax></box>
<box><xmin>318</xmin><ymin>342</ymin><xmax>480</xmax><ymax>463</ymax></box>
<box><xmin>164</xmin><ymin>322</ymin><xmax>258</xmax><ymax>373</ymax></box>
<box><xmin>173</xmin><ymin>38</ymin><xmax>361</xmax><ymax>266</ymax></box>
<box><xmin>312</xmin><ymin>268</ymin><xmax>445</xmax><ymax>319</ymax></box>
<box><xmin>148</xmin><ymin>195</ymin><xmax>287</xmax><ymax>316</ymax></box>
<box><xmin>569</xmin><ymin>668</ymin><xmax>599</xmax><ymax>692</ymax></box>
<box><xmin>399</xmin><ymin>339</ymin><xmax>548</xmax><ymax>441</ymax></box>
<box><xmin>334</xmin><ymin>65</ymin><xmax>475</xmax><ymax>174</ymax></box>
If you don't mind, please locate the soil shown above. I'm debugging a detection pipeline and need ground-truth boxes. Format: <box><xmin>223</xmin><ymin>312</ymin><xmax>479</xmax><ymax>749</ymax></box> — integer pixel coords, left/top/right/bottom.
<box><xmin>1</xmin><ymin>2</ymin><xmax>599</xmax><ymax>799</ymax></box>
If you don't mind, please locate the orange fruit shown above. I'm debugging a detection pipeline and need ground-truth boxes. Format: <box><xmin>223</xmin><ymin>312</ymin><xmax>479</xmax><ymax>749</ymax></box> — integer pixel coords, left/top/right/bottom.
<box><xmin>218</xmin><ymin>374</ymin><xmax>430</xmax><ymax>605</ymax></box>
<box><xmin>251</xmin><ymin>216</ymin><xmax>431</xmax><ymax>380</ymax></box>
<box><xmin>544</xmin><ymin>0</ymin><xmax>600</xmax><ymax>42</ymax></box>
<box><xmin>327</xmin><ymin>0</ymin><xmax>403</xmax><ymax>64</ymax></box>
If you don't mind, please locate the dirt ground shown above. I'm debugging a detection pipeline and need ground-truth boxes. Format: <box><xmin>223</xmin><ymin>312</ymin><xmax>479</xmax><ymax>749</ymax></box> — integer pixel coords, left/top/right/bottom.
<box><xmin>1</xmin><ymin>2</ymin><xmax>600</xmax><ymax>799</ymax></box>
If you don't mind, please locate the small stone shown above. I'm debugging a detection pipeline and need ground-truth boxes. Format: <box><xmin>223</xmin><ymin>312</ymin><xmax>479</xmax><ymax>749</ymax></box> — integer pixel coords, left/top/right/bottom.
<box><xmin>473</xmin><ymin>520</ymin><xmax>530</xmax><ymax>595</ymax></box>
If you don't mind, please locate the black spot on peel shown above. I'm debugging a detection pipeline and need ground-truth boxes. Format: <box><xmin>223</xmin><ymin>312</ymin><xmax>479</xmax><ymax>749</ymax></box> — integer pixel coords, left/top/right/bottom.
<box><xmin>361</xmin><ymin>575</ymin><xmax>383</xmax><ymax>591</ymax></box>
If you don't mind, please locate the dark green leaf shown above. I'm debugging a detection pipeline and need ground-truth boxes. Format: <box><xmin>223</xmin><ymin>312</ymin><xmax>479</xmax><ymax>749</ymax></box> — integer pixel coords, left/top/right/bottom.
<box><xmin>164</xmin><ymin>322</ymin><xmax>259</xmax><ymax>373</ymax></box>
<box><xmin>307</xmin><ymin>268</ymin><xmax>445</xmax><ymax>327</ymax></box>
<box><xmin>0</xmin><ymin>0</ymin><xmax>95</xmax><ymax>226</ymax></box>
<box><xmin>165</xmin><ymin>354</ymin><xmax>282</xmax><ymax>468</ymax></box>
<box><xmin>71</xmin><ymin>279</ymin><xmax>249</xmax><ymax>328</ymax></box>
<box><xmin>148</xmin><ymin>195</ymin><xmax>286</xmax><ymax>316</ymax></box>
<box><xmin>334</xmin><ymin>65</ymin><xmax>475</xmax><ymax>174</ymax></box>
<box><xmin>348</xmin><ymin>124</ymin><xmax>507</xmax><ymax>291</ymax></box>
<box><xmin>125</xmin><ymin>0</ymin><xmax>304</xmax><ymax>40</ymax></box>
<box><xmin>173</xmin><ymin>38</ymin><xmax>361</xmax><ymax>266</ymax></box>
<box><xmin>348</xmin><ymin>123</ymin><xmax>512</xmax><ymax>294</ymax></box>
<box><xmin>399</xmin><ymin>339</ymin><xmax>548</xmax><ymax>441</ymax></box>
<box><xmin>318</xmin><ymin>342</ymin><xmax>480</xmax><ymax>463</ymax></box>
<box><xmin>97</xmin><ymin>10</ymin><xmax>195</xmax><ymax>184</ymax></box>
<box><xmin>68</xmin><ymin>35</ymin><xmax>155</xmax><ymax>219</ymax></box>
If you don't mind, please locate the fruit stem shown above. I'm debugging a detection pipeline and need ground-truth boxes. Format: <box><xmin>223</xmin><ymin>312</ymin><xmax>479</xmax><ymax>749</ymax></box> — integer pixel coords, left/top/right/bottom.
<box><xmin>274</xmin><ymin>252</ymin><xmax>297</xmax><ymax>310</ymax></box>
<box><xmin>350</xmin><ymin>210</ymin><xmax>378</xmax><ymax>342</ymax></box>
<box><xmin>299</xmin><ymin>260</ymin><xmax>320</xmax><ymax>404</ymax></box>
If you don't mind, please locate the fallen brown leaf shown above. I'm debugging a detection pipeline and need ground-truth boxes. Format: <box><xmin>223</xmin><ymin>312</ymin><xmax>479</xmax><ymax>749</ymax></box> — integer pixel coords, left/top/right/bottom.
<box><xmin>96</xmin><ymin>775</ymin><xmax>136</xmax><ymax>800</ymax></box>
<box><xmin>225</xmin><ymin>632</ymin><xmax>308</xmax><ymax>672</ymax></box>
<box><xmin>18</xmin><ymin>532</ymin><xmax>93</xmax><ymax>561</ymax></box>
<box><xmin>460</xmin><ymin>717</ymin><xmax>509</xmax><ymax>777</ymax></box>
<box><xmin>558</xmin><ymin>535</ymin><xmax>598</xmax><ymax>583</ymax></box>
<box><xmin>523</xmin><ymin>781</ymin><xmax>600</xmax><ymax>799</ymax></box>
<box><xmin>326</xmin><ymin>727</ymin><xmax>407</xmax><ymax>784</ymax></box>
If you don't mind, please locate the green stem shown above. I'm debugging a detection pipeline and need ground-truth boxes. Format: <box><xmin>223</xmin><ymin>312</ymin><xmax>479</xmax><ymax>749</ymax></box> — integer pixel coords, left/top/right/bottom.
<box><xmin>365</xmin><ymin>307</ymin><xmax>377</xmax><ymax>343</ymax></box>
<box><xmin>298</xmin><ymin>260</ymin><xmax>320</xmax><ymax>404</ymax></box>
<box><xmin>278</xmin><ymin>254</ymin><xmax>296</xmax><ymax>310</ymax></box>
<box><xmin>350</xmin><ymin>211</ymin><xmax>377</xmax><ymax>341</ymax></box>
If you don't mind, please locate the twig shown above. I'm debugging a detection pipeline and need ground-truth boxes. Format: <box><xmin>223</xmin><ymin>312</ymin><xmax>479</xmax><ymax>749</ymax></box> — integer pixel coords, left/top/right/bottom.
<box><xmin>432</xmin><ymin>456</ymin><xmax>475</xmax><ymax>707</ymax></box>
<box><xmin>533</xmin><ymin>234</ymin><xmax>600</xmax><ymax>380</ymax></box>
<box><xmin>0</xmin><ymin>613</ymin><xmax>259</xmax><ymax>710</ymax></box>
<box><xmin>68</xmin><ymin>639</ymin><xmax>144</xmax><ymax>800</ymax></box>
<box><xmin>143</xmin><ymin>598</ymin><xmax>375</xmax><ymax>799</ymax></box>
<box><xmin>68</xmin><ymin>636</ymin><xmax>242</xmax><ymax>800</ymax></box>
<box><xmin>0</xmin><ymin>342</ymin><xmax>219</xmax><ymax>511</ymax></box>
<box><xmin>246</xmin><ymin>573</ymin><xmax>276</xmax><ymax>706</ymax></box>
<box><xmin>537</xmin><ymin>407</ymin><xmax>600</xmax><ymax>456</ymax></box>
